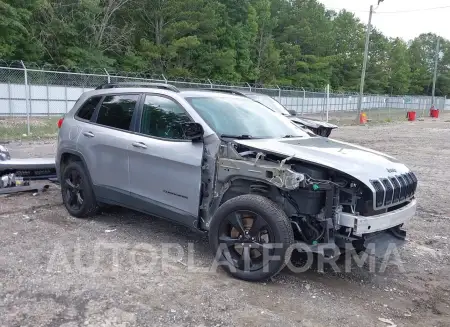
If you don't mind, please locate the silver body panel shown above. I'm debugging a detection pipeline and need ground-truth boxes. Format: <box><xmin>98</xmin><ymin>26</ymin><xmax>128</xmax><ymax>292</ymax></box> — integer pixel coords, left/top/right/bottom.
<box><xmin>127</xmin><ymin>133</ymin><xmax>203</xmax><ymax>217</ymax></box>
<box><xmin>56</xmin><ymin>86</ymin><xmax>417</xmax><ymax>235</ymax></box>
<box><xmin>76</xmin><ymin>121</ymin><xmax>130</xmax><ymax>193</ymax></box>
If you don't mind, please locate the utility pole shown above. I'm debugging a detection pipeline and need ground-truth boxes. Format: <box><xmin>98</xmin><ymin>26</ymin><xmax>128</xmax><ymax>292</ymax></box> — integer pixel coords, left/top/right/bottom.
<box><xmin>357</xmin><ymin>5</ymin><xmax>374</xmax><ymax>120</ymax></box>
<box><xmin>432</xmin><ymin>36</ymin><xmax>440</xmax><ymax>106</ymax></box>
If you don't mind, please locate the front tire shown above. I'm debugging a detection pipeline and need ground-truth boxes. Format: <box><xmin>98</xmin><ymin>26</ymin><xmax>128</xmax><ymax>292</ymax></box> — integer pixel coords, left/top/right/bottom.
<box><xmin>61</xmin><ymin>160</ymin><xmax>99</xmax><ymax>218</ymax></box>
<box><xmin>208</xmin><ymin>194</ymin><xmax>294</xmax><ymax>281</ymax></box>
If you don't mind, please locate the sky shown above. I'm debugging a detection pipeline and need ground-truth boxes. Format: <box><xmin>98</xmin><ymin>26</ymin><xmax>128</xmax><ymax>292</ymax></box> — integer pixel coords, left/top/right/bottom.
<box><xmin>319</xmin><ymin>0</ymin><xmax>450</xmax><ymax>41</ymax></box>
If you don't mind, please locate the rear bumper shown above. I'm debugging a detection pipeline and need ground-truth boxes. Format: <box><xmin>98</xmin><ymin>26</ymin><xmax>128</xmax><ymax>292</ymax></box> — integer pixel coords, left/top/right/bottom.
<box><xmin>337</xmin><ymin>199</ymin><xmax>417</xmax><ymax>236</ymax></box>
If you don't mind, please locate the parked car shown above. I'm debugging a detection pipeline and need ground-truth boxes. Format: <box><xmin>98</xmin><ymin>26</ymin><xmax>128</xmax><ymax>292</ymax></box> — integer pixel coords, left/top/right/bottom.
<box><xmin>56</xmin><ymin>82</ymin><xmax>418</xmax><ymax>281</ymax></box>
<box><xmin>201</xmin><ymin>88</ymin><xmax>338</xmax><ymax>137</ymax></box>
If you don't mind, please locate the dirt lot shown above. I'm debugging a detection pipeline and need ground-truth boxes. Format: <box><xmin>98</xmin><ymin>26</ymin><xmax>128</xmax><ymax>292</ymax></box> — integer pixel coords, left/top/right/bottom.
<box><xmin>1</xmin><ymin>118</ymin><xmax>450</xmax><ymax>327</ymax></box>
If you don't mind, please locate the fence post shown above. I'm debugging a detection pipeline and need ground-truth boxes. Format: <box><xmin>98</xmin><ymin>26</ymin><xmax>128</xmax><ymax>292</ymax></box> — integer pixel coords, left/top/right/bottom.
<box><xmin>276</xmin><ymin>85</ymin><xmax>281</xmax><ymax>103</ymax></box>
<box><xmin>20</xmin><ymin>60</ymin><xmax>30</xmax><ymax>135</ymax></box>
<box><xmin>207</xmin><ymin>79</ymin><xmax>213</xmax><ymax>89</ymax></box>
<box><xmin>46</xmin><ymin>82</ymin><xmax>50</xmax><ymax>117</ymax></box>
<box><xmin>326</xmin><ymin>84</ymin><xmax>330</xmax><ymax>122</ymax></box>
<box><xmin>104</xmin><ymin>68</ymin><xmax>111</xmax><ymax>83</ymax></box>
<box><xmin>301</xmin><ymin>87</ymin><xmax>305</xmax><ymax>116</ymax></box>
<box><xmin>7</xmin><ymin>81</ymin><xmax>12</xmax><ymax>116</ymax></box>
<box><xmin>65</xmin><ymin>85</ymin><xmax>68</xmax><ymax>113</ymax></box>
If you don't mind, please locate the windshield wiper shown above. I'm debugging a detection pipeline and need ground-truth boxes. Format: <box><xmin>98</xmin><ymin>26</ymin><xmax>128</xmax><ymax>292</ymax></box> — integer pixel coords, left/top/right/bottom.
<box><xmin>220</xmin><ymin>134</ymin><xmax>254</xmax><ymax>139</ymax></box>
<box><xmin>282</xmin><ymin>135</ymin><xmax>300</xmax><ymax>138</ymax></box>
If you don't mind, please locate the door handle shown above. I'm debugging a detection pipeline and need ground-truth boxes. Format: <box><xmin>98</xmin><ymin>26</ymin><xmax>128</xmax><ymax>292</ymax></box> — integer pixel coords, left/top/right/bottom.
<box><xmin>82</xmin><ymin>131</ymin><xmax>94</xmax><ymax>138</ymax></box>
<box><xmin>132</xmin><ymin>142</ymin><xmax>147</xmax><ymax>149</ymax></box>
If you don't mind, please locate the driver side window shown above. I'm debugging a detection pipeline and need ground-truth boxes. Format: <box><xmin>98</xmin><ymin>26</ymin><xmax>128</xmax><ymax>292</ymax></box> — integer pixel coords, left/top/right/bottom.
<box><xmin>140</xmin><ymin>95</ymin><xmax>191</xmax><ymax>139</ymax></box>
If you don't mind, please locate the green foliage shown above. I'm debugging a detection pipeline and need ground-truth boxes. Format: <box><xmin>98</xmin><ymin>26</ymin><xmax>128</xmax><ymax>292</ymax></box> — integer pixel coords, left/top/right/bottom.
<box><xmin>1</xmin><ymin>0</ymin><xmax>449</xmax><ymax>95</ymax></box>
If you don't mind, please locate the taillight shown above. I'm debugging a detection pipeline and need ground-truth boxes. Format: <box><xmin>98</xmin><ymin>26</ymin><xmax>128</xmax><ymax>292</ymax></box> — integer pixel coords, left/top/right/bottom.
<box><xmin>57</xmin><ymin>118</ymin><xmax>64</xmax><ymax>128</ymax></box>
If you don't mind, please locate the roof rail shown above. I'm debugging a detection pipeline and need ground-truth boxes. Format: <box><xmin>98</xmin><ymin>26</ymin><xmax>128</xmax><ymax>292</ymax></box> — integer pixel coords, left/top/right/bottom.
<box><xmin>199</xmin><ymin>88</ymin><xmax>250</xmax><ymax>97</ymax></box>
<box><xmin>95</xmin><ymin>82</ymin><xmax>180</xmax><ymax>92</ymax></box>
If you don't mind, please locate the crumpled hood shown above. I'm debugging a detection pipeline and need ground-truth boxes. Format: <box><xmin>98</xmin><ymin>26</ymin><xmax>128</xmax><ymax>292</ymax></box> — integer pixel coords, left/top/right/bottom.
<box><xmin>290</xmin><ymin>117</ymin><xmax>338</xmax><ymax>129</ymax></box>
<box><xmin>234</xmin><ymin>136</ymin><xmax>411</xmax><ymax>188</ymax></box>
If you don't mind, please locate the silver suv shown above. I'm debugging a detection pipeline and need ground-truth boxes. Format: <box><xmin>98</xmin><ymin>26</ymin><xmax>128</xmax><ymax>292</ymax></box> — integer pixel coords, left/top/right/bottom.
<box><xmin>56</xmin><ymin>83</ymin><xmax>418</xmax><ymax>281</ymax></box>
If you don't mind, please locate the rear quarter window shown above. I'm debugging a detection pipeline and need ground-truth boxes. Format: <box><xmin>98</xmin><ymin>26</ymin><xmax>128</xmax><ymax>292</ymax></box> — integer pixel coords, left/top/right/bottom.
<box><xmin>75</xmin><ymin>96</ymin><xmax>102</xmax><ymax>121</ymax></box>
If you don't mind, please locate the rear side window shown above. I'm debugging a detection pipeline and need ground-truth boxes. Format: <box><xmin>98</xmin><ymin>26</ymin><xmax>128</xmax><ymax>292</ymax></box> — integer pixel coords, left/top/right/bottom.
<box><xmin>96</xmin><ymin>94</ymin><xmax>139</xmax><ymax>131</ymax></box>
<box><xmin>76</xmin><ymin>96</ymin><xmax>102</xmax><ymax>120</ymax></box>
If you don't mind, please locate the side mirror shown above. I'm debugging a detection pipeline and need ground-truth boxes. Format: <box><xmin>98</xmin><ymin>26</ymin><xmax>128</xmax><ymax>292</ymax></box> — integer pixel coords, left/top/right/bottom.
<box><xmin>182</xmin><ymin>122</ymin><xmax>204</xmax><ymax>141</ymax></box>
<box><xmin>287</xmin><ymin>109</ymin><xmax>297</xmax><ymax>116</ymax></box>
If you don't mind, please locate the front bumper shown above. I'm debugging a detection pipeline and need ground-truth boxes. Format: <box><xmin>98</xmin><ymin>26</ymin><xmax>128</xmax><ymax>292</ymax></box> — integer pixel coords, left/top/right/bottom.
<box><xmin>337</xmin><ymin>199</ymin><xmax>417</xmax><ymax>236</ymax></box>
<box><xmin>0</xmin><ymin>158</ymin><xmax>56</xmax><ymax>180</ymax></box>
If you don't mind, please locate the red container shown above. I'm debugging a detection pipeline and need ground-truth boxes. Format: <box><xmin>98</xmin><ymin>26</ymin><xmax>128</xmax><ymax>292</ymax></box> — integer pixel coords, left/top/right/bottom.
<box><xmin>430</xmin><ymin>108</ymin><xmax>440</xmax><ymax>118</ymax></box>
<box><xmin>407</xmin><ymin>111</ymin><xmax>416</xmax><ymax>121</ymax></box>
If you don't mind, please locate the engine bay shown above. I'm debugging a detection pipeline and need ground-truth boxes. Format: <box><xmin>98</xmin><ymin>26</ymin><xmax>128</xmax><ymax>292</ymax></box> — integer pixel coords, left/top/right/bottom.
<box><xmin>205</xmin><ymin>141</ymin><xmax>411</xmax><ymax>249</ymax></box>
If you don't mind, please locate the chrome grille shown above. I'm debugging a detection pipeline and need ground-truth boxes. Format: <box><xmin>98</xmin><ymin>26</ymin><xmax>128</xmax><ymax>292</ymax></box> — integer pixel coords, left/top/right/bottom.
<box><xmin>370</xmin><ymin>172</ymin><xmax>418</xmax><ymax>208</ymax></box>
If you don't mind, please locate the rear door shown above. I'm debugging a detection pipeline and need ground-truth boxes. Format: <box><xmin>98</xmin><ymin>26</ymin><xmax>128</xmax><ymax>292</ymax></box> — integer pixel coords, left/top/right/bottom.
<box><xmin>127</xmin><ymin>94</ymin><xmax>204</xmax><ymax>221</ymax></box>
<box><xmin>77</xmin><ymin>93</ymin><xmax>140</xmax><ymax>203</ymax></box>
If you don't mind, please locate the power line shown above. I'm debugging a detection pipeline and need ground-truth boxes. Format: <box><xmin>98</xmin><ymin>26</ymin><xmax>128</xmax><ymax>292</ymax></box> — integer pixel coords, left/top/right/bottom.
<box><xmin>326</xmin><ymin>5</ymin><xmax>450</xmax><ymax>15</ymax></box>
<box><xmin>377</xmin><ymin>5</ymin><xmax>450</xmax><ymax>14</ymax></box>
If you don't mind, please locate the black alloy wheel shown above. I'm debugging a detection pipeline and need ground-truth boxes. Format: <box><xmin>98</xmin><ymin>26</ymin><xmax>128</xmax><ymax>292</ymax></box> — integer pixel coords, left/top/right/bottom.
<box><xmin>209</xmin><ymin>194</ymin><xmax>294</xmax><ymax>281</ymax></box>
<box><xmin>218</xmin><ymin>210</ymin><xmax>274</xmax><ymax>272</ymax></box>
<box><xmin>61</xmin><ymin>160</ymin><xmax>98</xmax><ymax>218</ymax></box>
<box><xmin>63</xmin><ymin>169</ymin><xmax>84</xmax><ymax>211</ymax></box>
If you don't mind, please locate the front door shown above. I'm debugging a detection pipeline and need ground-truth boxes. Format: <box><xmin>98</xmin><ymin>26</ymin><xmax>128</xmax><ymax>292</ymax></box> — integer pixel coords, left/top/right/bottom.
<box><xmin>128</xmin><ymin>94</ymin><xmax>203</xmax><ymax>224</ymax></box>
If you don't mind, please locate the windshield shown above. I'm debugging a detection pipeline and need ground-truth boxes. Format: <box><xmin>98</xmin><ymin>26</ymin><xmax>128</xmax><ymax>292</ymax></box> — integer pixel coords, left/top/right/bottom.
<box><xmin>246</xmin><ymin>94</ymin><xmax>290</xmax><ymax>115</ymax></box>
<box><xmin>185</xmin><ymin>96</ymin><xmax>310</xmax><ymax>139</ymax></box>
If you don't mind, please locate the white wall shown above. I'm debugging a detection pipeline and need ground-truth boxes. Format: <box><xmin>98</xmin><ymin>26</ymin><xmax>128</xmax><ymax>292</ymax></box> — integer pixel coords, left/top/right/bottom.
<box><xmin>0</xmin><ymin>82</ymin><xmax>447</xmax><ymax>116</ymax></box>
<box><xmin>0</xmin><ymin>83</ymin><xmax>95</xmax><ymax>116</ymax></box>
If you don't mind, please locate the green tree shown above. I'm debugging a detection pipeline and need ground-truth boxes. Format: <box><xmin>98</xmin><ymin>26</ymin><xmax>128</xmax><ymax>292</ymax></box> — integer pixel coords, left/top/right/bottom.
<box><xmin>365</xmin><ymin>30</ymin><xmax>390</xmax><ymax>94</ymax></box>
<box><xmin>1</xmin><ymin>0</ymin><xmax>449</xmax><ymax>95</ymax></box>
<box><xmin>387</xmin><ymin>38</ymin><xmax>410</xmax><ymax>94</ymax></box>
<box><xmin>329</xmin><ymin>10</ymin><xmax>365</xmax><ymax>91</ymax></box>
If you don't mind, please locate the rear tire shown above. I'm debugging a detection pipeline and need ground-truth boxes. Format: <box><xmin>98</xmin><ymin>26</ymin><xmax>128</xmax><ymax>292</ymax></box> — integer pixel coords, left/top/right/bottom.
<box><xmin>208</xmin><ymin>194</ymin><xmax>294</xmax><ymax>282</ymax></box>
<box><xmin>61</xmin><ymin>160</ymin><xmax>99</xmax><ymax>218</ymax></box>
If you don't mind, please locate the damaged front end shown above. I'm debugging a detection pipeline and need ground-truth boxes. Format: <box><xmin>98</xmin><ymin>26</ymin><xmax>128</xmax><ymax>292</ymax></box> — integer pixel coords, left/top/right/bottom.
<box><xmin>200</xmin><ymin>139</ymin><xmax>414</xmax><ymax>259</ymax></box>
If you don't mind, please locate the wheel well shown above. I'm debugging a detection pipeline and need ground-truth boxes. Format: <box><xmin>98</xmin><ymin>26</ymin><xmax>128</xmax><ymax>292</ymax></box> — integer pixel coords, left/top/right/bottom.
<box><xmin>59</xmin><ymin>152</ymin><xmax>95</xmax><ymax>187</ymax></box>
<box><xmin>60</xmin><ymin>153</ymin><xmax>82</xmax><ymax>172</ymax></box>
<box><xmin>220</xmin><ymin>179</ymin><xmax>280</xmax><ymax>206</ymax></box>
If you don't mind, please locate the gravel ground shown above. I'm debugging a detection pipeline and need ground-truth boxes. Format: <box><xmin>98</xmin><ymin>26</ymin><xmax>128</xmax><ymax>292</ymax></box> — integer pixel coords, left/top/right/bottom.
<box><xmin>1</xmin><ymin>117</ymin><xmax>450</xmax><ymax>327</ymax></box>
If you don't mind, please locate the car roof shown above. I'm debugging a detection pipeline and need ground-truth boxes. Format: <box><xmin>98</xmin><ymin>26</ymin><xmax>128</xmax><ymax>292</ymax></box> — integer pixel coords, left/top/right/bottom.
<box><xmin>178</xmin><ymin>89</ymin><xmax>251</xmax><ymax>98</ymax></box>
<box><xmin>89</xmin><ymin>83</ymin><xmax>262</xmax><ymax>100</ymax></box>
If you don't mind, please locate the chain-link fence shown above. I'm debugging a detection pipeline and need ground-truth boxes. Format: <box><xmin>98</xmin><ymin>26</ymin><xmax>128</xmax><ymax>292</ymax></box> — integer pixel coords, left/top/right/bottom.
<box><xmin>0</xmin><ymin>61</ymin><xmax>448</xmax><ymax>140</ymax></box>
